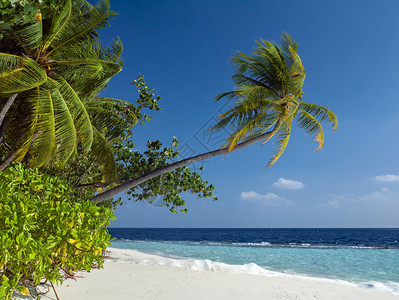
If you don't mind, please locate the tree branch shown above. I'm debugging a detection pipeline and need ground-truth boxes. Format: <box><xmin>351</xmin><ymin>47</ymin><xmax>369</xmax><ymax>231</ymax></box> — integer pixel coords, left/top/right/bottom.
<box><xmin>74</xmin><ymin>158</ymin><xmax>96</xmax><ymax>187</ymax></box>
<box><xmin>72</xmin><ymin>182</ymin><xmax>108</xmax><ymax>189</ymax></box>
<box><xmin>90</xmin><ymin>120</ymin><xmax>281</xmax><ymax>203</ymax></box>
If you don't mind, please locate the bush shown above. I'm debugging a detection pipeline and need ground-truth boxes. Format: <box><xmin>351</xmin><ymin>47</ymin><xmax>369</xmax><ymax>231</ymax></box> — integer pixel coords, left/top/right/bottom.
<box><xmin>0</xmin><ymin>163</ymin><xmax>115</xmax><ymax>299</ymax></box>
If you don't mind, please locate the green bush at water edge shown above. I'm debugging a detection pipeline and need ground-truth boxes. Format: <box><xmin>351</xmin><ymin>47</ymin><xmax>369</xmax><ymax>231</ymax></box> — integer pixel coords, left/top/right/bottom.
<box><xmin>0</xmin><ymin>163</ymin><xmax>115</xmax><ymax>299</ymax></box>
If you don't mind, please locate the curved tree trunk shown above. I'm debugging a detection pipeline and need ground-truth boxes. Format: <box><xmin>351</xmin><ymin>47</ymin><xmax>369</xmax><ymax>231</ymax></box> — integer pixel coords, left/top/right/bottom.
<box><xmin>0</xmin><ymin>94</ymin><xmax>18</xmax><ymax>129</ymax></box>
<box><xmin>90</xmin><ymin>120</ymin><xmax>281</xmax><ymax>203</ymax></box>
<box><xmin>0</xmin><ymin>94</ymin><xmax>18</xmax><ymax>171</ymax></box>
<box><xmin>0</xmin><ymin>115</ymin><xmax>9</xmax><ymax>143</ymax></box>
<box><xmin>0</xmin><ymin>151</ymin><xmax>16</xmax><ymax>171</ymax></box>
<box><xmin>0</xmin><ymin>131</ymin><xmax>41</xmax><ymax>171</ymax></box>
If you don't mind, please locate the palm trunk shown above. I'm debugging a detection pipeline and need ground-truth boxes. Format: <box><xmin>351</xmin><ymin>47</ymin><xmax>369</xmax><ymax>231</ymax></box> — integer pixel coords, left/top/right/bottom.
<box><xmin>90</xmin><ymin>120</ymin><xmax>281</xmax><ymax>203</ymax></box>
<box><xmin>0</xmin><ymin>115</ymin><xmax>9</xmax><ymax>143</ymax></box>
<box><xmin>0</xmin><ymin>94</ymin><xmax>18</xmax><ymax>129</ymax></box>
<box><xmin>0</xmin><ymin>152</ymin><xmax>16</xmax><ymax>171</ymax></box>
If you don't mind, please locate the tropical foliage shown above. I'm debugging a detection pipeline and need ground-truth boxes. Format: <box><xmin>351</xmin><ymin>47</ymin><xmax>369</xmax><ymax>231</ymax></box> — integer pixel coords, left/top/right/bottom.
<box><xmin>212</xmin><ymin>33</ymin><xmax>338</xmax><ymax>167</ymax></box>
<box><xmin>0</xmin><ymin>163</ymin><xmax>114</xmax><ymax>299</ymax></box>
<box><xmin>0</xmin><ymin>0</ymin><xmax>59</xmax><ymax>36</ymax></box>
<box><xmin>38</xmin><ymin>76</ymin><xmax>217</xmax><ymax>212</ymax></box>
<box><xmin>114</xmin><ymin>136</ymin><xmax>217</xmax><ymax>213</ymax></box>
<box><xmin>0</xmin><ymin>0</ymin><xmax>126</xmax><ymax>181</ymax></box>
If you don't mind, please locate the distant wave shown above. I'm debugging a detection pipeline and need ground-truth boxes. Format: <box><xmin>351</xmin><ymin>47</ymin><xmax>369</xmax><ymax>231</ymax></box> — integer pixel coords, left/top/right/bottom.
<box><xmin>111</xmin><ymin>238</ymin><xmax>399</xmax><ymax>249</ymax></box>
<box><xmin>108</xmin><ymin>247</ymin><xmax>399</xmax><ymax>295</ymax></box>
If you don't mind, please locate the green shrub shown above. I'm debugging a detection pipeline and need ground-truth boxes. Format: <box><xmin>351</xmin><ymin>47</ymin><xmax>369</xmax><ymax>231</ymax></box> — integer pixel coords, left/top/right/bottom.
<box><xmin>0</xmin><ymin>163</ymin><xmax>115</xmax><ymax>299</ymax></box>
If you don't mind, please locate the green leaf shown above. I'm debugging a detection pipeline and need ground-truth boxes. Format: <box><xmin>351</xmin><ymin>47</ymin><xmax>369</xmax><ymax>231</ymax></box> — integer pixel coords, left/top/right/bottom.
<box><xmin>0</xmin><ymin>53</ymin><xmax>47</xmax><ymax>95</ymax></box>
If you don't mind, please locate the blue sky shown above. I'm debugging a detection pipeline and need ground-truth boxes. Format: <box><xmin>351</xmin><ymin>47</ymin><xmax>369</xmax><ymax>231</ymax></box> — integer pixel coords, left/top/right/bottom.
<box><xmin>100</xmin><ymin>0</ymin><xmax>399</xmax><ymax>227</ymax></box>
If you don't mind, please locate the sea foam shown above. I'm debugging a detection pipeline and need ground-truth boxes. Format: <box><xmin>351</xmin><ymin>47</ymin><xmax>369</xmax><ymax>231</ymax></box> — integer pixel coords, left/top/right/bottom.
<box><xmin>108</xmin><ymin>247</ymin><xmax>399</xmax><ymax>295</ymax></box>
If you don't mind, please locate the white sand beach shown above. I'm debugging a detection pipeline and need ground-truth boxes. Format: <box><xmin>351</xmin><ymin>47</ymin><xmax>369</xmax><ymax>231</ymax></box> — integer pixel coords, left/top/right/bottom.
<box><xmin>14</xmin><ymin>247</ymin><xmax>399</xmax><ymax>300</ymax></box>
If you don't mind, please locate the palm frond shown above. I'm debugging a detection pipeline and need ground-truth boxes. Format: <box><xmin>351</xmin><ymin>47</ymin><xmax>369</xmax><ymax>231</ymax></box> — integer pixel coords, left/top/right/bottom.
<box><xmin>223</xmin><ymin>111</ymin><xmax>278</xmax><ymax>150</ymax></box>
<box><xmin>51</xmin><ymin>85</ymin><xmax>77</xmax><ymax>165</ymax></box>
<box><xmin>280</xmin><ymin>32</ymin><xmax>298</xmax><ymax>63</ymax></box>
<box><xmin>29</xmin><ymin>88</ymin><xmax>56</xmax><ymax>167</ymax></box>
<box><xmin>236</xmin><ymin>83</ymin><xmax>279</xmax><ymax>102</ymax></box>
<box><xmin>232</xmin><ymin>63</ymin><xmax>281</xmax><ymax>95</ymax></box>
<box><xmin>232</xmin><ymin>39</ymin><xmax>292</xmax><ymax>96</ymax></box>
<box><xmin>215</xmin><ymin>91</ymin><xmax>236</xmax><ymax>102</ymax></box>
<box><xmin>86</xmin><ymin>97</ymin><xmax>138</xmax><ymax>140</ymax></box>
<box><xmin>10</xmin><ymin>92</ymin><xmax>40</xmax><ymax>162</ymax></box>
<box><xmin>41</xmin><ymin>0</ymin><xmax>72</xmax><ymax>53</ymax></box>
<box><xmin>267</xmin><ymin>121</ymin><xmax>292</xmax><ymax>168</ymax></box>
<box><xmin>100</xmin><ymin>37</ymin><xmax>123</xmax><ymax>63</ymax></box>
<box><xmin>296</xmin><ymin>109</ymin><xmax>324</xmax><ymax>151</ymax></box>
<box><xmin>299</xmin><ymin>102</ymin><xmax>338</xmax><ymax>130</ymax></box>
<box><xmin>237</xmin><ymin>116</ymin><xmax>280</xmax><ymax>143</ymax></box>
<box><xmin>48</xmin><ymin>37</ymin><xmax>122</xmax><ymax>68</ymax></box>
<box><xmin>13</xmin><ymin>18</ymin><xmax>43</xmax><ymax>52</ymax></box>
<box><xmin>0</xmin><ymin>53</ymin><xmax>47</xmax><ymax>95</ymax></box>
<box><xmin>9</xmin><ymin>84</ymin><xmax>77</xmax><ymax>166</ymax></box>
<box><xmin>278</xmin><ymin>33</ymin><xmax>306</xmax><ymax>98</ymax></box>
<box><xmin>51</xmin><ymin>77</ymin><xmax>93</xmax><ymax>153</ymax></box>
<box><xmin>45</xmin><ymin>0</ymin><xmax>111</xmax><ymax>58</ymax></box>
<box><xmin>48</xmin><ymin>39</ymin><xmax>123</xmax><ymax>99</ymax></box>
<box><xmin>91</xmin><ymin>126</ymin><xmax>117</xmax><ymax>181</ymax></box>
<box><xmin>288</xmin><ymin>50</ymin><xmax>305</xmax><ymax>98</ymax></box>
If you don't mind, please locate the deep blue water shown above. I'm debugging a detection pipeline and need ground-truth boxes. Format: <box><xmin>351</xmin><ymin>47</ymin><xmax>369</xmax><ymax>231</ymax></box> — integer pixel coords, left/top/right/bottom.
<box><xmin>108</xmin><ymin>228</ymin><xmax>399</xmax><ymax>294</ymax></box>
<box><xmin>109</xmin><ymin>228</ymin><xmax>399</xmax><ymax>249</ymax></box>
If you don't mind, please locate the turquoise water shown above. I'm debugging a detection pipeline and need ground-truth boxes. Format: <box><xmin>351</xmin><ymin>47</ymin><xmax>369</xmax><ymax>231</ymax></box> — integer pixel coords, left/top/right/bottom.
<box><xmin>111</xmin><ymin>240</ymin><xmax>399</xmax><ymax>293</ymax></box>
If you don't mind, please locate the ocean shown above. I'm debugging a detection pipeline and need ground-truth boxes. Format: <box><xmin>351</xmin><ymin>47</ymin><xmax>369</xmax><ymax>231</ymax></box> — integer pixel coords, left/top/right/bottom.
<box><xmin>108</xmin><ymin>228</ymin><xmax>399</xmax><ymax>295</ymax></box>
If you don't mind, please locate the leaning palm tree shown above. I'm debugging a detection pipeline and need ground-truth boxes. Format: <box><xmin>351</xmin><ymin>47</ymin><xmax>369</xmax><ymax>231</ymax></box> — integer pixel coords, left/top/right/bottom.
<box><xmin>0</xmin><ymin>0</ymin><xmax>127</xmax><ymax>179</ymax></box>
<box><xmin>91</xmin><ymin>33</ymin><xmax>338</xmax><ymax>203</ymax></box>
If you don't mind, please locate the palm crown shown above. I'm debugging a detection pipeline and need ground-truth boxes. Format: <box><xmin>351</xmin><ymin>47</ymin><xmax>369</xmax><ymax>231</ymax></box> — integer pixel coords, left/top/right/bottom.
<box><xmin>0</xmin><ymin>0</ymin><xmax>132</xmax><ymax>179</ymax></box>
<box><xmin>212</xmin><ymin>33</ymin><xmax>338</xmax><ymax>167</ymax></box>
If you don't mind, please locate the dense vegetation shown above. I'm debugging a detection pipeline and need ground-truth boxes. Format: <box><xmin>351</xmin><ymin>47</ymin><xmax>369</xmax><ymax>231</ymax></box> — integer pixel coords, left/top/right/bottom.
<box><xmin>0</xmin><ymin>163</ymin><xmax>114</xmax><ymax>299</ymax></box>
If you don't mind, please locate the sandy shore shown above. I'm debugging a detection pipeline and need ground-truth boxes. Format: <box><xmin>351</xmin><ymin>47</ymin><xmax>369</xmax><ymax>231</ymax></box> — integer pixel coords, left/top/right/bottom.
<box><xmin>15</xmin><ymin>247</ymin><xmax>399</xmax><ymax>300</ymax></box>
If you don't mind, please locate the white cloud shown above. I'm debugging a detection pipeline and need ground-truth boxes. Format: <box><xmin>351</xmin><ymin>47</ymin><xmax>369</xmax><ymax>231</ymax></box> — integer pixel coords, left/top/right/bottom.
<box><xmin>272</xmin><ymin>178</ymin><xmax>304</xmax><ymax>190</ymax></box>
<box><xmin>327</xmin><ymin>200</ymin><xmax>341</xmax><ymax>209</ymax></box>
<box><xmin>241</xmin><ymin>191</ymin><xmax>263</xmax><ymax>201</ymax></box>
<box><xmin>317</xmin><ymin>198</ymin><xmax>342</xmax><ymax>209</ymax></box>
<box><xmin>240</xmin><ymin>191</ymin><xmax>294</xmax><ymax>206</ymax></box>
<box><xmin>317</xmin><ymin>193</ymin><xmax>349</xmax><ymax>210</ymax></box>
<box><xmin>358</xmin><ymin>190</ymin><xmax>392</xmax><ymax>203</ymax></box>
<box><xmin>374</xmin><ymin>175</ymin><xmax>399</xmax><ymax>182</ymax></box>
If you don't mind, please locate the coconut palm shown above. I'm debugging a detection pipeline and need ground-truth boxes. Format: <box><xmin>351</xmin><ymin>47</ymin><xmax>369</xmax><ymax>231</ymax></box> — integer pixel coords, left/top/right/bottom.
<box><xmin>0</xmin><ymin>0</ymin><xmax>128</xmax><ymax>179</ymax></box>
<box><xmin>211</xmin><ymin>33</ymin><xmax>338</xmax><ymax>167</ymax></box>
<box><xmin>91</xmin><ymin>33</ymin><xmax>338</xmax><ymax>203</ymax></box>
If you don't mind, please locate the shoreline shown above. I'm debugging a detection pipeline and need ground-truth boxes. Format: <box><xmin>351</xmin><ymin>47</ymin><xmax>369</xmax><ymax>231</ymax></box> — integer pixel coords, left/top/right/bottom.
<box><xmin>14</xmin><ymin>247</ymin><xmax>399</xmax><ymax>300</ymax></box>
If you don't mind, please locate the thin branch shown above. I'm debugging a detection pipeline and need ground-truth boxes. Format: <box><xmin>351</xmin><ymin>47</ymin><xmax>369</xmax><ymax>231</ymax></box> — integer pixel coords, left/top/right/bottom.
<box><xmin>50</xmin><ymin>280</ymin><xmax>60</xmax><ymax>300</ymax></box>
<box><xmin>72</xmin><ymin>182</ymin><xmax>108</xmax><ymax>189</ymax></box>
<box><xmin>74</xmin><ymin>158</ymin><xmax>96</xmax><ymax>187</ymax></box>
<box><xmin>1</xmin><ymin>141</ymin><xmax>11</xmax><ymax>151</ymax></box>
